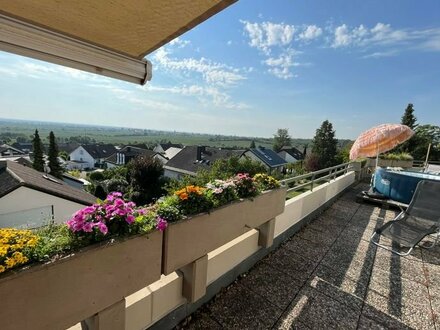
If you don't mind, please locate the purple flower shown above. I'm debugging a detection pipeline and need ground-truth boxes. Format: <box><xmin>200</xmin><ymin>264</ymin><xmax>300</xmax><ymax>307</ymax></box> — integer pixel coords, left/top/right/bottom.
<box><xmin>156</xmin><ymin>217</ymin><xmax>168</xmax><ymax>232</ymax></box>
<box><xmin>82</xmin><ymin>222</ymin><xmax>94</xmax><ymax>232</ymax></box>
<box><xmin>126</xmin><ymin>214</ymin><xmax>135</xmax><ymax>224</ymax></box>
<box><xmin>97</xmin><ymin>222</ymin><xmax>108</xmax><ymax>235</ymax></box>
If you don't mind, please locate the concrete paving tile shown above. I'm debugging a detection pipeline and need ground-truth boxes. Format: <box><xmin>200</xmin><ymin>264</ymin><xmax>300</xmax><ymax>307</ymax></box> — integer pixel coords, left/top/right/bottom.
<box><xmin>296</xmin><ymin>226</ymin><xmax>338</xmax><ymax>247</ymax></box>
<box><xmin>283</xmin><ymin>236</ymin><xmax>330</xmax><ymax>262</ymax></box>
<box><xmin>359</xmin><ymin>307</ymin><xmax>413</xmax><ymax>330</ymax></box>
<box><xmin>307</xmin><ymin>264</ymin><xmax>369</xmax><ymax>310</ymax></box>
<box><xmin>207</xmin><ymin>284</ymin><xmax>282</xmax><ymax>329</ymax></box>
<box><xmin>424</xmin><ymin>263</ymin><xmax>440</xmax><ymax>287</ymax></box>
<box><xmin>422</xmin><ymin>246</ymin><xmax>440</xmax><ymax>266</ymax></box>
<box><xmin>263</xmin><ymin>248</ymin><xmax>319</xmax><ymax>283</ymax></box>
<box><xmin>322</xmin><ymin>239</ymin><xmax>376</xmax><ymax>273</ymax></box>
<box><xmin>368</xmin><ymin>265</ymin><xmax>430</xmax><ymax>307</ymax></box>
<box><xmin>425</xmin><ymin>286</ymin><xmax>440</xmax><ymax>328</ymax></box>
<box><xmin>373</xmin><ymin>249</ymin><xmax>426</xmax><ymax>284</ymax></box>
<box><xmin>239</xmin><ymin>261</ymin><xmax>302</xmax><ymax>310</ymax></box>
<box><xmin>274</xmin><ymin>287</ymin><xmax>360</xmax><ymax>330</ymax></box>
<box><xmin>364</xmin><ymin>289</ymin><xmax>435</xmax><ymax>329</ymax></box>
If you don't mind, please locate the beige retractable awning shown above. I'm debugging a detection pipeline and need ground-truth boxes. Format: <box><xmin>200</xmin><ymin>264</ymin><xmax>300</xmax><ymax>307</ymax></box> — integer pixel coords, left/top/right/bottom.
<box><xmin>0</xmin><ymin>0</ymin><xmax>237</xmax><ymax>84</ymax></box>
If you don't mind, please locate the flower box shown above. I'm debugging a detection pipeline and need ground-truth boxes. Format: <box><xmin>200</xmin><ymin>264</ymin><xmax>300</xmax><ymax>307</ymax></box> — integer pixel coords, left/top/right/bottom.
<box><xmin>0</xmin><ymin>231</ymin><xmax>162</xmax><ymax>330</ymax></box>
<box><xmin>162</xmin><ymin>188</ymin><xmax>286</xmax><ymax>275</ymax></box>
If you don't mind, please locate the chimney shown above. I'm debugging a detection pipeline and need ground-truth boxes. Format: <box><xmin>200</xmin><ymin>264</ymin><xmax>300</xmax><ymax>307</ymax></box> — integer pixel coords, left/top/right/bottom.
<box><xmin>196</xmin><ymin>146</ymin><xmax>205</xmax><ymax>161</ymax></box>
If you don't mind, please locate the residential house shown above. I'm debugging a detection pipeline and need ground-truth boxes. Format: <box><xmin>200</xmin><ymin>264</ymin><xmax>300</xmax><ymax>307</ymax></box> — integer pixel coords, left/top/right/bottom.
<box><xmin>11</xmin><ymin>142</ymin><xmax>33</xmax><ymax>153</ymax></box>
<box><xmin>0</xmin><ymin>160</ymin><xmax>96</xmax><ymax>228</ymax></box>
<box><xmin>105</xmin><ymin>146</ymin><xmax>167</xmax><ymax>168</ymax></box>
<box><xmin>68</xmin><ymin>144</ymin><xmax>117</xmax><ymax>169</ymax></box>
<box><xmin>164</xmin><ymin>146</ymin><xmax>241</xmax><ymax>179</ymax></box>
<box><xmin>0</xmin><ymin>144</ymin><xmax>25</xmax><ymax>157</ymax></box>
<box><xmin>153</xmin><ymin>142</ymin><xmax>183</xmax><ymax>155</ymax></box>
<box><xmin>277</xmin><ymin>146</ymin><xmax>304</xmax><ymax>164</ymax></box>
<box><xmin>241</xmin><ymin>147</ymin><xmax>288</xmax><ymax>173</ymax></box>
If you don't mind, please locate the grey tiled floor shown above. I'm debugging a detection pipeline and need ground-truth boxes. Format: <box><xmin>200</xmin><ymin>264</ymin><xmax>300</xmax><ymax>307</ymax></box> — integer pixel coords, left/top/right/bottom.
<box><xmin>183</xmin><ymin>184</ymin><xmax>440</xmax><ymax>329</ymax></box>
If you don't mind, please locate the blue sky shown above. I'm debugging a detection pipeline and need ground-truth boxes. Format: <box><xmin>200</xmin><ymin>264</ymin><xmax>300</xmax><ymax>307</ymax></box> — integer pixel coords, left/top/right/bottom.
<box><xmin>0</xmin><ymin>0</ymin><xmax>439</xmax><ymax>139</ymax></box>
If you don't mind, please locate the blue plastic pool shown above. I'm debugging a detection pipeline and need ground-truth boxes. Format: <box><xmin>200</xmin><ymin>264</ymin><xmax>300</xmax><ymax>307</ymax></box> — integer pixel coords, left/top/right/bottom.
<box><xmin>373</xmin><ymin>168</ymin><xmax>440</xmax><ymax>204</ymax></box>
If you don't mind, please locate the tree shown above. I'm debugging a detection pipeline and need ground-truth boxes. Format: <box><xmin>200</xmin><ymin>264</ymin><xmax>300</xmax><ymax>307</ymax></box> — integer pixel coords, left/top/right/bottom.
<box><xmin>273</xmin><ymin>128</ymin><xmax>291</xmax><ymax>152</ymax></box>
<box><xmin>127</xmin><ymin>156</ymin><xmax>164</xmax><ymax>204</ymax></box>
<box><xmin>399</xmin><ymin>103</ymin><xmax>418</xmax><ymax>153</ymax></box>
<box><xmin>249</xmin><ymin>140</ymin><xmax>256</xmax><ymax>148</ymax></box>
<box><xmin>32</xmin><ymin>129</ymin><xmax>45</xmax><ymax>172</ymax></box>
<box><xmin>48</xmin><ymin>131</ymin><xmax>63</xmax><ymax>178</ymax></box>
<box><xmin>311</xmin><ymin>120</ymin><xmax>338</xmax><ymax>169</ymax></box>
<box><xmin>412</xmin><ymin>124</ymin><xmax>440</xmax><ymax>161</ymax></box>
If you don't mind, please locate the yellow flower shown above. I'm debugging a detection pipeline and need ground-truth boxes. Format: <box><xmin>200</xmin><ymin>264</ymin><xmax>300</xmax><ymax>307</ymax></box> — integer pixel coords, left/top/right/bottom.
<box><xmin>0</xmin><ymin>265</ymin><xmax>5</xmax><ymax>273</ymax></box>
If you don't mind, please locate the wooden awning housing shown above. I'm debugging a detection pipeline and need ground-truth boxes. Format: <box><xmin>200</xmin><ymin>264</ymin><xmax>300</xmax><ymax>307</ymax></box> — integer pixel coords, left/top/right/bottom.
<box><xmin>0</xmin><ymin>1</ymin><xmax>236</xmax><ymax>84</ymax></box>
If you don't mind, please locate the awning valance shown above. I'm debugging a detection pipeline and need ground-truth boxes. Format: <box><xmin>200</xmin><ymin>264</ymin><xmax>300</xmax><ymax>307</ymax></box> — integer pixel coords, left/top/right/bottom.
<box><xmin>0</xmin><ymin>0</ymin><xmax>236</xmax><ymax>84</ymax></box>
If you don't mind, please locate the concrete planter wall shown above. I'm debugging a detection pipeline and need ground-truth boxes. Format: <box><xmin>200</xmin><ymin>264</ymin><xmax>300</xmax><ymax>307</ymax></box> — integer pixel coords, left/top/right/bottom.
<box><xmin>0</xmin><ymin>231</ymin><xmax>163</xmax><ymax>330</ymax></box>
<box><xmin>162</xmin><ymin>188</ymin><xmax>286</xmax><ymax>275</ymax></box>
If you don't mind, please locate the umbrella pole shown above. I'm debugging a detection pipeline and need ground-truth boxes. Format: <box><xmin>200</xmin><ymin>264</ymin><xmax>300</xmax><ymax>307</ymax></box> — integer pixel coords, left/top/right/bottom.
<box><xmin>424</xmin><ymin>143</ymin><xmax>432</xmax><ymax>168</ymax></box>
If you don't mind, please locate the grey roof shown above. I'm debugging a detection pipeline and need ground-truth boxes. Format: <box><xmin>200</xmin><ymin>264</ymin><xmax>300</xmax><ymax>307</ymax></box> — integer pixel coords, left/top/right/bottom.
<box><xmin>248</xmin><ymin>147</ymin><xmax>288</xmax><ymax>167</ymax></box>
<box><xmin>165</xmin><ymin>146</ymin><xmax>242</xmax><ymax>174</ymax></box>
<box><xmin>0</xmin><ymin>144</ymin><xmax>25</xmax><ymax>156</ymax></box>
<box><xmin>81</xmin><ymin>144</ymin><xmax>117</xmax><ymax>159</ymax></box>
<box><xmin>0</xmin><ymin>160</ymin><xmax>95</xmax><ymax>205</ymax></box>
<box><xmin>106</xmin><ymin>146</ymin><xmax>158</xmax><ymax>164</ymax></box>
<box><xmin>159</xmin><ymin>142</ymin><xmax>183</xmax><ymax>151</ymax></box>
<box><xmin>280</xmin><ymin>146</ymin><xmax>304</xmax><ymax>160</ymax></box>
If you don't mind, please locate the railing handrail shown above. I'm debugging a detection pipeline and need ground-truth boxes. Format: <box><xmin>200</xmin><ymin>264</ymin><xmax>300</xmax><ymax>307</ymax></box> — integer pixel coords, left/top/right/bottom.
<box><xmin>280</xmin><ymin>162</ymin><xmax>354</xmax><ymax>194</ymax></box>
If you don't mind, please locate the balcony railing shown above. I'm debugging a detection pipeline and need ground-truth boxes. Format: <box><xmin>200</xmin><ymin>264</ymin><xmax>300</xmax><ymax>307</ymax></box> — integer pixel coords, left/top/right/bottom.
<box><xmin>280</xmin><ymin>162</ymin><xmax>354</xmax><ymax>196</ymax></box>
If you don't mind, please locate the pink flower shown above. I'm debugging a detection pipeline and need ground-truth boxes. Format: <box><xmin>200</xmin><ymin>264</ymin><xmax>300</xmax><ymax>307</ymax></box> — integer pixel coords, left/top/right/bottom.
<box><xmin>156</xmin><ymin>217</ymin><xmax>168</xmax><ymax>232</ymax></box>
<box><xmin>82</xmin><ymin>222</ymin><xmax>94</xmax><ymax>232</ymax></box>
<box><xmin>97</xmin><ymin>222</ymin><xmax>108</xmax><ymax>235</ymax></box>
<box><xmin>126</xmin><ymin>215</ymin><xmax>135</xmax><ymax>224</ymax></box>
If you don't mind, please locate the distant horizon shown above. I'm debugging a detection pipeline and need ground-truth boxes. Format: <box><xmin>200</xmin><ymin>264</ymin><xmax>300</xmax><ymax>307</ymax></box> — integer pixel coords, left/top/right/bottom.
<box><xmin>0</xmin><ymin>117</ymin><xmax>329</xmax><ymax>141</ymax></box>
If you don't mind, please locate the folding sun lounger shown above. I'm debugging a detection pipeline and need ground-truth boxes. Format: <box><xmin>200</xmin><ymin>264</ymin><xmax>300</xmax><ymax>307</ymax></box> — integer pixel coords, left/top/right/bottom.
<box><xmin>371</xmin><ymin>180</ymin><xmax>440</xmax><ymax>256</ymax></box>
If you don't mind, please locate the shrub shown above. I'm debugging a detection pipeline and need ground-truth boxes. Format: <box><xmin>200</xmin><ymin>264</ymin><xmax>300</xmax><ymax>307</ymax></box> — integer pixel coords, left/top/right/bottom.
<box><xmin>89</xmin><ymin>171</ymin><xmax>105</xmax><ymax>181</ymax></box>
<box><xmin>156</xmin><ymin>196</ymin><xmax>183</xmax><ymax>223</ymax></box>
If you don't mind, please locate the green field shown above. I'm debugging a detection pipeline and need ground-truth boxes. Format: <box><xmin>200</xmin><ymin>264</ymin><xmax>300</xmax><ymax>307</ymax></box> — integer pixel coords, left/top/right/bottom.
<box><xmin>0</xmin><ymin>118</ymin><xmax>313</xmax><ymax>149</ymax></box>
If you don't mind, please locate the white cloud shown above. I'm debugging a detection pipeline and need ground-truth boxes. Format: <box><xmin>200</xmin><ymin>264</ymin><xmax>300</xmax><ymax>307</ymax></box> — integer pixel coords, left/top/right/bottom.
<box><xmin>264</xmin><ymin>50</ymin><xmax>300</xmax><ymax>79</ymax></box>
<box><xmin>331</xmin><ymin>22</ymin><xmax>440</xmax><ymax>51</ymax></box>
<box><xmin>298</xmin><ymin>25</ymin><xmax>323</xmax><ymax>41</ymax></box>
<box><xmin>241</xmin><ymin>21</ymin><xmax>321</xmax><ymax>79</ymax></box>
<box><xmin>153</xmin><ymin>48</ymin><xmax>246</xmax><ymax>87</ymax></box>
<box><xmin>241</xmin><ymin>20</ymin><xmax>295</xmax><ymax>55</ymax></box>
<box><xmin>227</xmin><ymin>40</ymin><xmax>233</xmax><ymax>46</ymax></box>
<box><xmin>169</xmin><ymin>37</ymin><xmax>191</xmax><ymax>48</ymax></box>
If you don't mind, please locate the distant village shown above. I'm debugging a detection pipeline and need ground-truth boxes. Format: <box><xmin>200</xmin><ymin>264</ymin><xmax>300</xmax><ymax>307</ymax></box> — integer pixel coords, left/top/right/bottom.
<box><xmin>0</xmin><ymin>138</ymin><xmax>305</xmax><ymax>228</ymax></box>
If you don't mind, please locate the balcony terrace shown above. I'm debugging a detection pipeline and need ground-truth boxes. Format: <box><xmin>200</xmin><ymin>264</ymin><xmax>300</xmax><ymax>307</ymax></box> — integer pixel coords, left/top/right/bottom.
<box><xmin>185</xmin><ymin>183</ymin><xmax>440</xmax><ymax>329</ymax></box>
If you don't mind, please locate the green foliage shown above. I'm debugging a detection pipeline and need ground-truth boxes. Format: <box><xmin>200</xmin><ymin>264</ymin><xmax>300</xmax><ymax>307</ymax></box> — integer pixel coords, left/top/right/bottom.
<box><xmin>311</xmin><ymin>120</ymin><xmax>338</xmax><ymax>169</ymax></box>
<box><xmin>156</xmin><ymin>196</ymin><xmax>183</xmax><ymax>223</ymax></box>
<box><xmin>412</xmin><ymin>124</ymin><xmax>440</xmax><ymax>161</ymax></box>
<box><xmin>59</xmin><ymin>150</ymin><xmax>69</xmax><ymax>161</ymax></box>
<box><xmin>273</xmin><ymin>128</ymin><xmax>292</xmax><ymax>152</ymax></box>
<box><xmin>32</xmin><ymin>129</ymin><xmax>45</xmax><ymax>172</ymax></box>
<box><xmin>29</xmin><ymin>224</ymin><xmax>79</xmax><ymax>262</ymax></box>
<box><xmin>94</xmin><ymin>185</ymin><xmax>107</xmax><ymax>200</ymax></box>
<box><xmin>286</xmin><ymin>161</ymin><xmax>307</xmax><ymax>176</ymax></box>
<box><xmin>101</xmin><ymin>166</ymin><xmax>129</xmax><ymax>181</ymax></box>
<box><xmin>89</xmin><ymin>171</ymin><xmax>105</xmax><ymax>181</ymax></box>
<box><xmin>68</xmin><ymin>170</ymin><xmax>81</xmax><ymax>178</ymax></box>
<box><xmin>48</xmin><ymin>131</ymin><xmax>63</xmax><ymax>179</ymax></box>
<box><xmin>205</xmin><ymin>156</ymin><xmax>267</xmax><ymax>180</ymax></box>
<box><xmin>380</xmin><ymin>152</ymin><xmax>414</xmax><ymax>161</ymax></box>
<box><xmin>250</xmin><ymin>140</ymin><xmax>256</xmax><ymax>148</ymax></box>
<box><xmin>399</xmin><ymin>103</ymin><xmax>418</xmax><ymax>153</ymax></box>
<box><xmin>127</xmin><ymin>156</ymin><xmax>165</xmax><ymax>205</ymax></box>
<box><xmin>105</xmin><ymin>178</ymin><xmax>129</xmax><ymax>194</ymax></box>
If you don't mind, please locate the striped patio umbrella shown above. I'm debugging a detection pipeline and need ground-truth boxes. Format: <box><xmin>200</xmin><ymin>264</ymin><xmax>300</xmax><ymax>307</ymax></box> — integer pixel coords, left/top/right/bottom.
<box><xmin>350</xmin><ymin>124</ymin><xmax>415</xmax><ymax>167</ymax></box>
